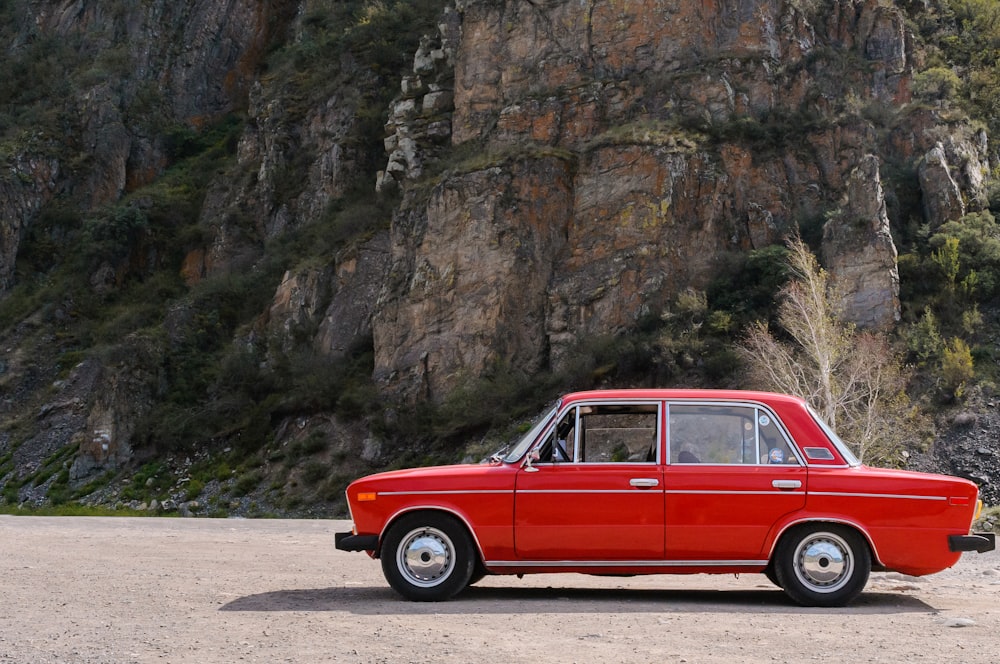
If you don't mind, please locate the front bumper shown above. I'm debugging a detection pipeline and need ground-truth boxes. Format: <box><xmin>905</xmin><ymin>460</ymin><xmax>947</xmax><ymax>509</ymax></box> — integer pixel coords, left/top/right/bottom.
<box><xmin>335</xmin><ymin>531</ymin><xmax>379</xmax><ymax>552</ymax></box>
<box><xmin>948</xmin><ymin>532</ymin><xmax>997</xmax><ymax>553</ymax></box>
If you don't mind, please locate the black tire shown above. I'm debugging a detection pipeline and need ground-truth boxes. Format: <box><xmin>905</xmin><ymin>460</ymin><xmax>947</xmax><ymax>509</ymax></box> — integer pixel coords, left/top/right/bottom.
<box><xmin>774</xmin><ymin>524</ymin><xmax>871</xmax><ymax>607</ymax></box>
<box><xmin>467</xmin><ymin>560</ymin><xmax>489</xmax><ymax>586</ymax></box>
<box><xmin>380</xmin><ymin>512</ymin><xmax>476</xmax><ymax>601</ymax></box>
<box><xmin>763</xmin><ymin>565</ymin><xmax>782</xmax><ymax>589</ymax></box>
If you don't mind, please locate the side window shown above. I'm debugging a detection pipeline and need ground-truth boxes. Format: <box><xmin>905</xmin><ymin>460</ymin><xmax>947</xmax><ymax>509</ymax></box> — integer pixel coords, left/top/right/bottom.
<box><xmin>578</xmin><ymin>404</ymin><xmax>658</xmax><ymax>463</ymax></box>
<box><xmin>669</xmin><ymin>404</ymin><xmax>800</xmax><ymax>465</ymax></box>
<box><xmin>669</xmin><ymin>405</ymin><xmax>754</xmax><ymax>464</ymax></box>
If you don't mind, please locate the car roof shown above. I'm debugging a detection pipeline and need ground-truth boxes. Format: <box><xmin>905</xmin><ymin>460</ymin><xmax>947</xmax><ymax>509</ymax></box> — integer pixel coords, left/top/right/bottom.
<box><xmin>559</xmin><ymin>389</ymin><xmax>808</xmax><ymax>407</ymax></box>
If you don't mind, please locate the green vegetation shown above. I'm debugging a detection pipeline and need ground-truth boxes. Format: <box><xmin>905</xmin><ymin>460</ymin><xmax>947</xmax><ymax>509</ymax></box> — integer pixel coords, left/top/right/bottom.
<box><xmin>925</xmin><ymin>0</ymin><xmax>1000</xmax><ymax>137</ymax></box>
<box><xmin>118</xmin><ymin>462</ymin><xmax>171</xmax><ymax>503</ymax></box>
<box><xmin>897</xmin><ymin>210</ymin><xmax>1000</xmax><ymax>398</ymax></box>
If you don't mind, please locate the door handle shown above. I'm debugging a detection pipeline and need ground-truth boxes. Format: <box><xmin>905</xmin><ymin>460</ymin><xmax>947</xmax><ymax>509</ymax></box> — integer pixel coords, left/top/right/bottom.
<box><xmin>772</xmin><ymin>480</ymin><xmax>802</xmax><ymax>490</ymax></box>
<box><xmin>629</xmin><ymin>478</ymin><xmax>659</xmax><ymax>488</ymax></box>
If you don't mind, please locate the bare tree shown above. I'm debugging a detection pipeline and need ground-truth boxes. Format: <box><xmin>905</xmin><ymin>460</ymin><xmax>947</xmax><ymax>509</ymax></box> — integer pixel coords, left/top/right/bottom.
<box><xmin>738</xmin><ymin>237</ymin><xmax>916</xmax><ymax>465</ymax></box>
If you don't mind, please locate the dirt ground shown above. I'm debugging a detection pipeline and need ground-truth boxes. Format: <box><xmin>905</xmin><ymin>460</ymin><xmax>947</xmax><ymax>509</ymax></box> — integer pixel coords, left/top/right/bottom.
<box><xmin>1</xmin><ymin>516</ymin><xmax>998</xmax><ymax>664</ymax></box>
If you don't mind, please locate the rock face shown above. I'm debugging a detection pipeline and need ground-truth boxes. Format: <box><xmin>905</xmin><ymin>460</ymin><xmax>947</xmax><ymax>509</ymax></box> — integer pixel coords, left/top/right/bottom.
<box><xmin>0</xmin><ymin>156</ymin><xmax>59</xmax><ymax>291</ymax></box>
<box><xmin>314</xmin><ymin>232</ymin><xmax>392</xmax><ymax>359</ymax></box>
<box><xmin>262</xmin><ymin>232</ymin><xmax>391</xmax><ymax>360</ymax></box>
<box><xmin>822</xmin><ymin>154</ymin><xmax>900</xmax><ymax>329</ymax></box>
<box><xmin>1</xmin><ymin>0</ymin><xmax>998</xmax><ymax>492</ymax></box>
<box><xmin>370</xmin><ymin>0</ymin><xmax>986</xmax><ymax>398</ymax></box>
<box><xmin>374</xmin><ymin>159</ymin><xmax>574</xmax><ymax>397</ymax></box>
<box><xmin>0</xmin><ymin>0</ymin><xmax>297</xmax><ymax>292</ymax></box>
<box><xmin>188</xmin><ymin>74</ymin><xmax>375</xmax><ymax>281</ymax></box>
<box><xmin>919</xmin><ymin>143</ymin><xmax>967</xmax><ymax>230</ymax></box>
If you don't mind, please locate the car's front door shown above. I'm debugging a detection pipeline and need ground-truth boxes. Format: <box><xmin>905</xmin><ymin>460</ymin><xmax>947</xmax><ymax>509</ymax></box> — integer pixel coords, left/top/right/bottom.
<box><xmin>513</xmin><ymin>401</ymin><xmax>665</xmax><ymax>560</ymax></box>
<box><xmin>664</xmin><ymin>402</ymin><xmax>808</xmax><ymax>561</ymax></box>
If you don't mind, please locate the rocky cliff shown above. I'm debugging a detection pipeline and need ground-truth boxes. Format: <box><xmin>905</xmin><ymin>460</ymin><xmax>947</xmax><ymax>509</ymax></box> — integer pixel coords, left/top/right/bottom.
<box><xmin>1</xmin><ymin>0</ymin><xmax>997</xmax><ymax>510</ymax></box>
<box><xmin>373</xmin><ymin>0</ymin><xmax>989</xmax><ymax>400</ymax></box>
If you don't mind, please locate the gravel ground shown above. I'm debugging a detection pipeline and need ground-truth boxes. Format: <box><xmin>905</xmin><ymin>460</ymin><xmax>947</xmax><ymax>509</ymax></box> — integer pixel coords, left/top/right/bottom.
<box><xmin>1</xmin><ymin>516</ymin><xmax>998</xmax><ymax>664</ymax></box>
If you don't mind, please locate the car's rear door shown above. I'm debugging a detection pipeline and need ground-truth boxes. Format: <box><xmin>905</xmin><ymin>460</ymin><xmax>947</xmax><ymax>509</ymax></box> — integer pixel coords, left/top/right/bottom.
<box><xmin>663</xmin><ymin>401</ymin><xmax>807</xmax><ymax>561</ymax></box>
<box><xmin>513</xmin><ymin>401</ymin><xmax>665</xmax><ymax>560</ymax></box>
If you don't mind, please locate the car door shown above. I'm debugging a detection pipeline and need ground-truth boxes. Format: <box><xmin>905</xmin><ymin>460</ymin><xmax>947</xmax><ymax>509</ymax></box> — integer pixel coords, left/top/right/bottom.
<box><xmin>664</xmin><ymin>402</ymin><xmax>807</xmax><ymax>561</ymax></box>
<box><xmin>514</xmin><ymin>401</ymin><xmax>665</xmax><ymax>560</ymax></box>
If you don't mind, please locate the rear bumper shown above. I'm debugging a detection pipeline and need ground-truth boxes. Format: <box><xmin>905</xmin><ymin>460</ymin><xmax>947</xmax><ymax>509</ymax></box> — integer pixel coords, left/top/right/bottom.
<box><xmin>948</xmin><ymin>533</ymin><xmax>996</xmax><ymax>553</ymax></box>
<box><xmin>335</xmin><ymin>531</ymin><xmax>379</xmax><ymax>552</ymax></box>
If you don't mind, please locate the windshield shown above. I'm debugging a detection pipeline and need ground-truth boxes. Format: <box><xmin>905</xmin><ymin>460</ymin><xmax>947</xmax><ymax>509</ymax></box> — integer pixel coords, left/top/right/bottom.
<box><xmin>807</xmin><ymin>406</ymin><xmax>862</xmax><ymax>466</ymax></box>
<box><xmin>502</xmin><ymin>403</ymin><xmax>559</xmax><ymax>463</ymax></box>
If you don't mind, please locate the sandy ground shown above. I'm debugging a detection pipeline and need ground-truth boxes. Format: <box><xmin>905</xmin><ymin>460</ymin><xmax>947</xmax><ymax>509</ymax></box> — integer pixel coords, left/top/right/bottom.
<box><xmin>1</xmin><ymin>516</ymin><xmax>998</xmax><ymax>664</ymax></box>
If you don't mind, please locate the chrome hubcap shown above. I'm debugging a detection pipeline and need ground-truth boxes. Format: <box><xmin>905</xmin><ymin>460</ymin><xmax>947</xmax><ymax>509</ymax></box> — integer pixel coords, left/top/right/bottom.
<box><xmin>794</xmin><ymin>532</ymin><xmax>852</xmax><ymax>593</ymax></box>
<box><xmin>397</xmin><ymin>527</ymin><xmax>454</xmax><ymax>588</ymax></box>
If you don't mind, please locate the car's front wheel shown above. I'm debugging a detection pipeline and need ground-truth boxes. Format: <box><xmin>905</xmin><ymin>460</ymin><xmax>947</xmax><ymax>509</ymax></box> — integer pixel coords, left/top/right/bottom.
<box><xmin>380</xmin><ymin>512</ymin><xmax>476</xmax><ymax>601</ymax></box>
<box><xmin>774</xmin><ymin>524</ymin><xmax>871</xmax><ymax>607</ymax></box>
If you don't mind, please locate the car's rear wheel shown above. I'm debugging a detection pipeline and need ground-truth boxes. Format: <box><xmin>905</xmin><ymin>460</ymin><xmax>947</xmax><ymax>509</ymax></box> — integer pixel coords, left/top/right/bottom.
<box><xmin>774</xmin><ymin>524</ymin><xmax>870</xmax><ymax>607</ymax></box>
<box><xmin>380</xmin><ymin>512</ymin><xmax>476</xmax><ymax>601</ymax></box>
<box><xmin>763</xmin><ymin>565</ymin><xmax>782</xmax><ymax>588</ymax></box>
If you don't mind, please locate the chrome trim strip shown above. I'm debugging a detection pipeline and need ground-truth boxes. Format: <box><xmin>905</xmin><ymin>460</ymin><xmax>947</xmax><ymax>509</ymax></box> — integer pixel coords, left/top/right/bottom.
<box><xmin>532</xmin><ymin>462</ymin><xmax>659</xmax><ymax>466</ymax></box>
<box><xmin>485</xmin><ymin>559</ymin><xmax>768</xmax><ymax>568</ymax></box>
<box><xmin>378</xmin><ymin>490</ymin><xmax>513</xmax><ymax>496</ymax></box>
<box><xmin>517</xmin><ymin>490</ymin><xmax>655</xmax><ymax>495</ymax></box>
<box><xmin>664</xmin><ymin>490</ymin><xmax>800</xmax><ymax>496</ymax></box>
<box><xmin>810</xmin><ymin>491</ymin><xmax>947</xmax><ymax>501</ymax></box>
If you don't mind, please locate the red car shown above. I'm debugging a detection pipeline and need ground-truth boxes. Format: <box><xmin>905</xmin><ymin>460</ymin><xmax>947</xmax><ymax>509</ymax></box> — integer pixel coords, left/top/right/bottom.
<box><xmin>335</xmin><ymin>389</ymin><xmax>994</xmax><ymax>606</ymax></box>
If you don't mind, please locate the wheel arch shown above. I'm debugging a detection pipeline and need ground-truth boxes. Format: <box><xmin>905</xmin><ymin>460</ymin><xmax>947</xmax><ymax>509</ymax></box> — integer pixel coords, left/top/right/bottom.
<box><xmin>377</xmin><ymin>505</ymin><xmax>486</xmax><ymax>565</ymax></box>
<box><xmin>767</xmin><ymin>517</ymin><xmax>882</xmax><ymax>568</ymax></box>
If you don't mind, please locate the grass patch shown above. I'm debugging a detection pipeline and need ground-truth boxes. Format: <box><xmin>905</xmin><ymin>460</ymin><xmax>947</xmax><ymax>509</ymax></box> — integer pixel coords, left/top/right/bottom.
<box><xmin>233</xmin><ymin>470</ymin><xmax>263</xmax><ymax>497</ymax></box>
<box><xmin>0</xmin><ymin>504</ymin><xmax>154</xmax><ymax>517</ymax></box>
<box><xmin>118</xmin><ymin>462</ymin><xmax>172</xmax><ymax>503</ymax></box>
<box><xmin>30</xmin><ymin>445</ymin><xmax>78</xmax><ymax>488</ymax></box>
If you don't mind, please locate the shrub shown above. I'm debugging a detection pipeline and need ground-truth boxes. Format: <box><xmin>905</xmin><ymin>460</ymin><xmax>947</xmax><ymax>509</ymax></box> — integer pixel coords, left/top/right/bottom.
<box><xmin>906</xmin><ymin>307</ymin><xmax>945</xmax><ymax>364</ymax></box>
<box><xmin>913</xmin><ymin>67</ymin><xmax>963</xmax><ymax>103</ymax></box>
<box><xmin>930</xmin><ymin>212</ymin><xmax>1000</xmax><ymax>300</ymax></box>
<box><xmin>2</xmin><ymin>484</ymin><xmax>18</xmax><ymax>505</ymax></box>
<box><xmin>184</xmin><ymin>479</ymin><xmax>205</xmax><ymax>501</ymax></box>
<box><xmin>301</xmin><ymin>461</ymin><xmax>328</xmax><ymax>486</ymax></box>
<box><xmin>941</xmin><ymin>337</ymin><xmax>975</xmax><ymax>398</ymax></box>
<box><xmin>233</xmin><ymin>470</ymin><xmax>263</xmax><ymax>497</ymax></box>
